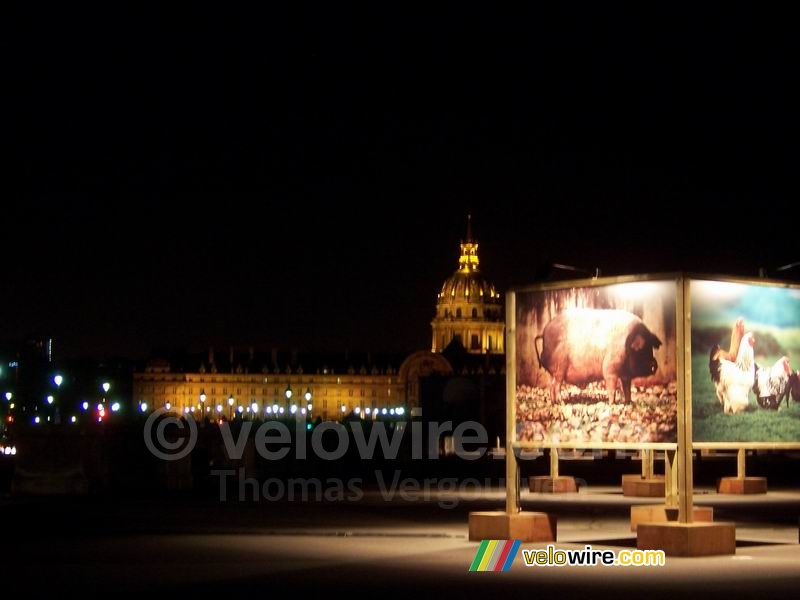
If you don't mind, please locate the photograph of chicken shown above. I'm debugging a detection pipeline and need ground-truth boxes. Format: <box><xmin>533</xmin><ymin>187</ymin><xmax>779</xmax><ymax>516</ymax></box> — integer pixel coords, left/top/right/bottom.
<box><xmin>515</xmin><ymin>280</ymin><xmax>677</xmax><ymax>446</ymax></box>
<box><xmin>692</xmin><ymin>280</ymin><xmax>800</xmax><ymax>443</ymax></box>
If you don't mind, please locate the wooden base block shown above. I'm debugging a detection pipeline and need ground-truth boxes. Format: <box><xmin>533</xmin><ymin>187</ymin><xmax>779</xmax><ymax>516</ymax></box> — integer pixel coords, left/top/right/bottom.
<box><xmin>637</xmin><ymin>522</ymin><xmax>736</xmax><ymax>556</ymax></box>
<box><xmin>717</xmin><ymin>477</ymin><xmax>767</xmax><ymax>494</ymax></box>
<box><xmin>468</xmin><ymin>511</ymin><xmax>557</xmax><ymax>542</ymax></box>
<box><xmin>630</xmin><ymin>504</ymin><xmax>714</xmax><ymax>531</ymax></box>
<box><xmin>622</xmin><ymin>475</ymin><xmax>665</xmax><ymax>497</ymax></box>
<box><xmin>529</xmin><ymin>476</ymin><xmax>578</xmax><ymax>493</ymax></box>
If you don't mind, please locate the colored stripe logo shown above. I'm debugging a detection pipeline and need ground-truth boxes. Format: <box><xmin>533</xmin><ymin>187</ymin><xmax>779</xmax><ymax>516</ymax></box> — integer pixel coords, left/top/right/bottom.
<box><xmin>469</xmin><ymin>540</ymin><xmax>521</xmax><ymax>572</ymax></box>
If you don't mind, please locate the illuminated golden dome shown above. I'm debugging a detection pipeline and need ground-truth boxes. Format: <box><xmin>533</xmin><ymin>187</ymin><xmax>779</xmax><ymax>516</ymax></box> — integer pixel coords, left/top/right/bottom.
<box><xmin>431</xmin><ymin>216</ymin><xmax>504</xmax><ymax>354</ymax></box>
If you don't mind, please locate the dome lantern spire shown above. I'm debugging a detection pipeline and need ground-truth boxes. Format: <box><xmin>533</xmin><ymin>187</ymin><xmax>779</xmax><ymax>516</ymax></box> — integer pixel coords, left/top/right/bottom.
<box><xmin>458</xmin><ymin>214</ymin><xmax>479</xmax><ymax>273</ymax></box>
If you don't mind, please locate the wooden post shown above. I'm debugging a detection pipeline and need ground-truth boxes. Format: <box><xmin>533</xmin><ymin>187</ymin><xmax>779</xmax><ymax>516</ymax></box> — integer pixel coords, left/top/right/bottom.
<box><xmin>550</xmin><ymin>447</ymin><xmax>559</xmax><ymax>479</ymax></box>
<box><xmin>642</xmin><ymin>448</ymin><xmax>654</xmax><ymax>479</ymax></box>
<box><xmin>677</xmin><ymin>277</ymin><xmax>694</xmax><ymax>523</ymax></box>
<box><xmin>665</xmin><ymin>449</ymin><xmax>678</xmax><ymax>507</ymax></box>
<box><xmin>737</xmin><ymin>448</ymin><xmax>746</xmax><ymax>479</ymax></box>
<box><xmin>506</xmin><ymin>292</ymin><xmax>519</xmax><ymax>514</ymax></box>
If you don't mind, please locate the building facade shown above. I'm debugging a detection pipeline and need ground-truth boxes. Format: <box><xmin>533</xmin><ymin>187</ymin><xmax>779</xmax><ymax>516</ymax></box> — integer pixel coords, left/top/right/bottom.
<box><xmin>133</xmin><ymin>217</ymin><xmax>504</xmax><ymax>421</ymax></box>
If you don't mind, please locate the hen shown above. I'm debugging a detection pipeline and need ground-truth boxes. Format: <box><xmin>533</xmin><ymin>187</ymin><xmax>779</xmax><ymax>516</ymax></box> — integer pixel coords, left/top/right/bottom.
<box><xmin>709</xmin><ymin>331</ymin><xmax>755</xmax><ymax>414</ymax></box>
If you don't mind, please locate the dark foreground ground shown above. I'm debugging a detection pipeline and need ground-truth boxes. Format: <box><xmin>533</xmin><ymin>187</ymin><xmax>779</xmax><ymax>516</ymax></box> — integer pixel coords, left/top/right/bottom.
<box><xmin>3</xmin><ymin>480</ymin><xmax>800</xmax><ymax>599</ymax></box>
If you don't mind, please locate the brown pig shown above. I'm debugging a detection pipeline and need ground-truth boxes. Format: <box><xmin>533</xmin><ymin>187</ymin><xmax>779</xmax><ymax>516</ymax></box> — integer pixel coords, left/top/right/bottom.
<box><xmin>535</xmin><ymin>308</ymin><xmax>662</xmax><ymax>404</ymax></box>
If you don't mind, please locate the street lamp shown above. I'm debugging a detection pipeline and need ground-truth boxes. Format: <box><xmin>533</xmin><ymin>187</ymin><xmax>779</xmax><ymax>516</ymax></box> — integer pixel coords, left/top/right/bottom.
<box><xmin>102</xmin><ymin>382</ymin><xmax>111</xmax><ymax>394</ymax></box>
<box><xmin>304</xmin><ymin>388</ymin><xmax>312</xmax><ymax>412</ymax></box>
<box><xmin>228</xmin><ymin>395</ymin><xmax>235</xmax><ymax>419</ymax></box>
<box><xmin>53</xmin><ymin>375</ymin><xmax>63</xmax><ymax>387</ymax></box>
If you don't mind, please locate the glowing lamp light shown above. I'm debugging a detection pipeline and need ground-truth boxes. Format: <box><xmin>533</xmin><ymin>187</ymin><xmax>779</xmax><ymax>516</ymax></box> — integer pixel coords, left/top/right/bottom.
<box><xmin>184</xmin><ymin>407</ymin><xmax>190</xmax><ymax>414</ymax></box>
<box><xmin>382</xmin><ymin>408</ymin><xmax>388</xmax><ymax>415</ymax></box>
<box><xmin>46</xmin><ymin>395</ymin><xmax>54</xmax><ymax>405</ymax></box>
<box><xmin>70</xmin><ymin>416</ymin><xmax>77</xmax><ymax>423</ymax></box>
<box><xmin>304</xmin><ymin>389</ymin><xmax>312</xmax><ymax>402</ymax></box>
<box><xmin>34</xmin><ymin>416</ymin><xmax>41</xmax><ymax>424</ymax></box>
<box><xmin>266</xmin><ymin>406</ymin><xmax>273</xmax><ymax>414</ymax></box>
<box><xmin>301</xmin><ymin>408</ymin><xmax>307</xmax><ymax>416</ymax></box>
<box><xmin>307</xmin><ymin>404</ymin><xmax>313</xmax><ymax>412</ymax></box>
<box><xmin>216</xmin><ymin>404</ymin><xmax>223</xmax><ymax>413</ymax></box>
<box><xmin>237</xmin><ymin>405</ymin><xmax>244</xmax><ymax>414</ymax></box>
<box><xmin>165</xmin><ymin>402</ymin><xmax>171</xmax><ymax>410</ymax></box>
<box><xmin>140</xmin><ymin>402</ymin><xmax>148</xmax><ymax>412</ymax></box>
<box><xmin>285</xmin><ymin>386</ymin><xmax>293</xmax><ymax>400</ymax></box>
<box><xmin>341</xmin><ymin>406</ymin><xmax>346</xmax><ymax>413</ymax></box>
<box><xmin>4</xmin><ymin>392</ymin><xmax>12</xmax><ymax>401</ymax></box>
<box><xmin>96</xmin><ymin>404</ymin><xmax>104</xmax><ymax>412</ymax></box>
<box><xmin>200</xmin><ymin>393</ymin><xmax>207</xmax><ymax>403</ymax></box>
<box><xmin>81</xmin><ymin>402</ymin><xmax>89</xmax><ymax>411</ymax></box>
<box><xmin>272</xmin><ymin>403</ymin><xmax>279</xmax><ymax>413</ymax></box>
<box><xmin>251</xmin><ymin>402</ymin><xmax>259</xmax><ymax>413</ymax></box>
<box><xmin>290</xmin><ymin>405</ymin><xmax>297</xmax><ymax>415</ymax></box>
<box><xmin>354</xmin><ymin>407</ymin><xmax>361</xmax><ymax>414</ymax></box>
<box><xmin>111</xmin><ymin>402</ymin><xmax>120</xmax><ymax>412</ymax></box>
<box><xmin>102</xmin><ymin>382</ymin><xmax>111</xmax><ymax>393</ymax></box>
<box><xmin>279</xmin><ymin>407</ymin><xmax>285</xmax><ymax>414</ymax></box>
<box><xmin>228</xmin><ymin>396</ymin><xmax>235</xmax><ymax>406</ymax></box>
<box><xmin>389</xmin><ymin>408</ymin><xmax>395</xmax><ymax>415</ymax></box>
<box><xmin>365</xmin><ymin>407</ymin><xmax>371</xmax><ymax>415</ymax></box>
<box><xmin>396</xmin><ymin>407</ymin><xmax>405</xmax><ymax>416</ymax></box>
<box><xmin>53</xmin><ymin>375</ymin><xmax>63</xmax><ymax>387</ymax></box>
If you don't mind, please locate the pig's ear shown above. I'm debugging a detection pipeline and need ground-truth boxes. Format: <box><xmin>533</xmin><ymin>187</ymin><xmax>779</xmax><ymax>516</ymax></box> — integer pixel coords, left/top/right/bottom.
<box><xmin>649</xmin><ymin>332</ymin><xmax>662</xmax><ymax>349</ymax></box>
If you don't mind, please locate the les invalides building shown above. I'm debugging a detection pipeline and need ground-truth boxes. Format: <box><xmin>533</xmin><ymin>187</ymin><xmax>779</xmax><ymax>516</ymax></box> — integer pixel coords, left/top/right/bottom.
<box><xmin>133</xmin><ymin>218</ymin><xmax>505</xmax><ymax>422</ymax></box>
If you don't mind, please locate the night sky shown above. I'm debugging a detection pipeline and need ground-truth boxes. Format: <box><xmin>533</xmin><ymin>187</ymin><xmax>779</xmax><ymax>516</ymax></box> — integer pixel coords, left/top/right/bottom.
<box><xmin>5</xmin><ymin>3</ymin><xmax>799</xmax><ymax>359</ymax></box>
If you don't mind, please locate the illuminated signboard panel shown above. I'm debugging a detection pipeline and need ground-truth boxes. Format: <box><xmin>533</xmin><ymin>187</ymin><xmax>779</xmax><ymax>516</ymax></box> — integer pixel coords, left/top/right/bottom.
<box><xmin>513</xmin><ymin>277</ymin><xmax>678</xmax><ymax>448</ymax></box>
<box><xmin>691</xmin><ymin>279</ymin><xmax>800</xmax><ymax>445</ymax></box>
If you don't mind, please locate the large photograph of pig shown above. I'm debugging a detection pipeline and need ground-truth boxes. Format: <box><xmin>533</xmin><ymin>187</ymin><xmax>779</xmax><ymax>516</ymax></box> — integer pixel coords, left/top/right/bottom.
<box><xmin>515</xmin><ymin>280</ymin><xmax>678</xmax><ymax>445</ymax></box>
<box><xmin>691</xmin><ymin>280</ymin><xmax>800</xmax><ymax>443</ymax></box>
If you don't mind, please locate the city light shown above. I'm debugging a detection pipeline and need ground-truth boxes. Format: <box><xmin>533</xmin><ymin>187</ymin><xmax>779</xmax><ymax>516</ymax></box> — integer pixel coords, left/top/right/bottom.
<box><xmin>366</xmin><ymin>407</ymin><xmax>371</xmax><ymax>415</ymax></box>
<box><xmin>46</xmin><ymin>395</ymin><xmax>54</xmax><ymax>405</ymax></box>
<box><xmin>301</xmin><ymin>408</ymin><xmax>307</xmax><ymax>415</ymax></box>
<box><xmin>290</xmin><ymin>404</ymin><xmax>297</xmax><ymax>415</ymax></box>
<box><xmin>354</xmin><ymin>406</ymin><xmax>361</xmax><ymax>414</ymax></box>
<box><xmin>4</xmin><ymin>392</ymin><xmax>12</xmax><ymax>401</ymax></box>
<box><xmin>70</xmin><ymin>416</ymin><xmax>77</xmax><ymax>423</ymax></box>
<box><xmin>304</xmin><ymin>389</ymin><xmax>312</xmax><ymax>402</ymax></box>
<box><xmin>111</xmin><ymin>402</ymin><xmax>120</xmax><ymax>412</ymax></box>
<box><xmin>53</xmin><ymin>374</ymin><xmax>63</xmax><ymax>387</ymax></box>
<box><xmin>279</xmin><ymin>407</ymin><xmax>285</xmax><ymax>414</ymax></box>
<box><xmin>272</xmin><ymin>404</ymin><xmax>279</xmax><ymax>413</ymax></box>
<box><xmin>165</xmin><ymin>402</ymin><xmax>171</xmax><ymax>410</ymax></box>
<box><xmin>96</xmin><ymin>404</ymin><xmax>103</xmax><ymax>412</ymax></box>
<box><xmin>307</xmin><ymin>403</ymin><xmax>313</xmax><ymax>412</ymax></box>
<box><xmin>341</xmin><ymin>406</ymin><xmax>346</xmax><ymax>413</ymax></box>
<box><xmin>266</xmin><ymin>406</ymin><xmax>272</xmax><ymax>414</ymax></box>
<box><xmin>102</xmin><ymin>382</ymin><xmax>111</xmax><ymax>393</ymax></box>
<box><xmin>285</xmin><ymin>385</ymin><xmax>293</xmax><ymax>400</ymax></box>
<box><xmin>382</xmin><ymin>408</ymin><xmax>388</xmax><ymax>415</ymax></box>
<box><xmin>81</xmin><ymin>402</ymin><xmax>89</xmax><ymax>411</ymax></box>
<box><xmin>389</xmin><ymin>408</ymin><xmax>395</xmax><ymax>415</ymax></box>
<box><xmin>228</xmin><ymin>395</ymin><xmax>235</xmax><ymax>406</ymax></box>
<box><xmin>200</xmin><ymin>392</ymin><xmax>207</xmax><ymax>403</ymax></box>
<box><xmin>34</xmin><ymin>416</ymin><xmax>41</xmax><ymax>424</ymax></box>
<box><xmin>396</xmin><ymin>407</ymin><xmax>405</xmax><ymax>416</ymax></box>
<box><xmin>237</xmin><ymin>405</ymin><xmax>244</xmax><ymax>414</ymax></box>
<box><xmin>216</xmin><ymin>404</ymin><xmax>223</xmax><ymax>413</ymax></box>
<box><xmin>140</xmin><ymin>402</ymin><xmax>148</xmax><ymax>412</ymax></box>
<box><xmin>251</xmin><ymin>402</ymin><xmax>259</xmax><ymax>413</ymax></box>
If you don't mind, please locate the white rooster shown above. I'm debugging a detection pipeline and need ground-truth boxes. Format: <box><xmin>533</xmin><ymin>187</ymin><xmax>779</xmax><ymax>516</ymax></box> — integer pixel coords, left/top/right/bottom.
<box><xmin>709</xmin><ymin>331</ymin><xmax>755</xmax><ymax>414</ymax></box>
<box><xmin>754</xmin><ymin>356</ymin><xmax>792</xmax><ymax>410</ymax></box>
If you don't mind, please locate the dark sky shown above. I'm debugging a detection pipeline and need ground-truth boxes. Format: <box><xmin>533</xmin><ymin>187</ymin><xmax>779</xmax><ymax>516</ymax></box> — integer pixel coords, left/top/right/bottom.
<box><xmin>4</xmin><ymin>3</ymin><xmax>799</xmax><ymax>359</ymax></box>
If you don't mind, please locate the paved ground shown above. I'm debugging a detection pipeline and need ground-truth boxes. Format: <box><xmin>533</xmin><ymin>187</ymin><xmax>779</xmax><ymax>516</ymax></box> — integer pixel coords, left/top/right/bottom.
<box><xmin>4</xmin><ymin>485</ymin><xmax>800</xmax><ymax>598</ymax></box>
